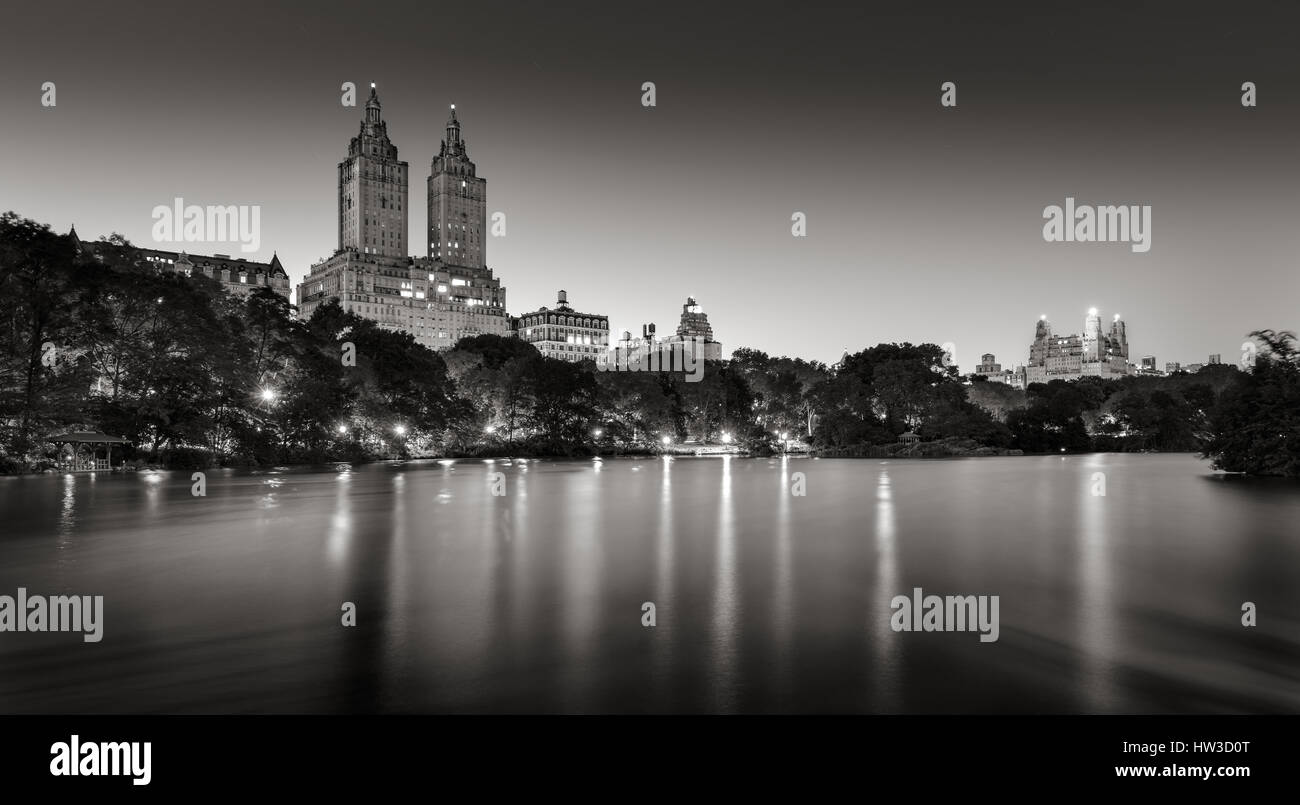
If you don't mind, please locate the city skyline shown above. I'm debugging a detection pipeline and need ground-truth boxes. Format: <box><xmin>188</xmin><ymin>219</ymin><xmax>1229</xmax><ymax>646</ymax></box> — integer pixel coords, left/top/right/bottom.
<box><xmin>3</xmin><ymin>1</ymin><xmax>1299</xmax><ymax>370</ymax></box>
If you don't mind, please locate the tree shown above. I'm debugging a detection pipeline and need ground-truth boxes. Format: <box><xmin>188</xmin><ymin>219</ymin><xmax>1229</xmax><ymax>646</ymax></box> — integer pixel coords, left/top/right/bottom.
<box><xmin>1204</xmin><ymin>329</ymin><xmax>1300</xmax><ymax>476</ymax></box>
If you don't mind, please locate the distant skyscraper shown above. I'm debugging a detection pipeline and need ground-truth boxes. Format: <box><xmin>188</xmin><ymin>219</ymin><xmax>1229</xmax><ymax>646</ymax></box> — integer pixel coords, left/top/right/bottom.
<box><xmin>338</xmin><ymin>85</ymin><xmax>409</xmax><ymax>259</ymax></box>
<box><xmin>1025</xmin><ymin>309</ymin><xmax>1130</xmax><ymax>384</ymax></box>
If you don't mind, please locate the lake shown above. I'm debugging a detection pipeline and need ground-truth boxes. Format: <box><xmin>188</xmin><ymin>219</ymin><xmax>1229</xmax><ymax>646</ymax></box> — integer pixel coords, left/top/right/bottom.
<box><xmin>0</xmin><ymin>453</ymin><xmax>1296</xmax><ymax>713</ymax></box>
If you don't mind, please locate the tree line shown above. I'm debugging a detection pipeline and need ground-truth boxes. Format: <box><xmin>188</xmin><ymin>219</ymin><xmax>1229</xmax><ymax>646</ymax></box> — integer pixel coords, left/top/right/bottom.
<box><xmin>2</xmin><ymin>213</ymin><xmax>1295</xmax><ymax>476</ymax></box>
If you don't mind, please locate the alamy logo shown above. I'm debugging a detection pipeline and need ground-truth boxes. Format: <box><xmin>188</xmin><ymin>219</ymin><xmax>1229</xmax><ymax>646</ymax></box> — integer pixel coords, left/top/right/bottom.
<box><xmin>601</xmin><ymin>337</ymin><xmax>706</xmax><ymax>382</ymax></box>
<box><xmin>0</xmin><ymin>588</ymin><xmax>103</xmax><ymax>642</ymax></box>
<box><xmin>1042</xmin><ymin>197</ymin><xmax>1151</xmax><ymax>253</ymax></box>
<box><xmin>890</xmin><ymin>587</ymin><xmax>1000</xmax><ymax>642</ymax></box>
<box><xmin>50</xmin><ymin>735</ymin><xmax>151</xmax><ymax>786</ymax></box>
<box><xmin>151</xmin><ymin>197</ymin><xmax>261</xmax><ymax>253</ymax></box>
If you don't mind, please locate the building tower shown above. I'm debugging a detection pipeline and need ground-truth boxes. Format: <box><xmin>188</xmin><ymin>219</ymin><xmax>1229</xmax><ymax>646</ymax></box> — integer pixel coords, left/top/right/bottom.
<box><xmin>1082</xmin><ymin>307</ymin><xmax>1103</xmax><ymax>361</ymax></box>
<box><xmin>427</xmin><ymin>105</ymin><xmax>487</xmax><ymax>267</ymax></box>
<box><xmin>667</xmin><ymin>296</ymin><xmax>723</xmax><ymax>360</ymax></box>
<box><xmin>1107</xmin><ymin>313</ymin><xmax>1128</xmax><ymax>360</ymax></box>
<box><xmin>338</xmin><ymin>85</ymin><xmax>409</xmax><ymax>258</ymax></box>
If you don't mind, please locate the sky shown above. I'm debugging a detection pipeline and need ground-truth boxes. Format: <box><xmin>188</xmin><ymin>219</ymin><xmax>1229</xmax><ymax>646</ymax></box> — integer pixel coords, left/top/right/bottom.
<box><xmin>2</xmin><ymin>0</ymin><xmax>1299</xmax><ymax>369</ymax></box>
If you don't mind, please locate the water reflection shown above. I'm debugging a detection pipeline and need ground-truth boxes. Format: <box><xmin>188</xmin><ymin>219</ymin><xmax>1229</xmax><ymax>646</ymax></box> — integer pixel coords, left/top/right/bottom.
<box><xmin>1078</xmin><ymin>453</ymin><xmax>1115</xmax><ymax>710</ymax></box>
<box><xmin>710</xmin><ymin>455</ymin><xmax>739</xmax><ymax>711</ymax></box>
<box><xmin>872</xmin><ymin>468</ymin><xmax>901</xmax><ymax>711</ymax></box>
<box><xmin>652</xmin><ymin>453</ymin><xmax>675</xmax><ymax>705</ymax></box>
<box><xmin>772</xmin><ymin>457</ymin><xmax>793</xmax><ymax>702</ymax></box>
<box><xmin>0</xmin><ymin>454</ymin><xmax>1296</xmax><ymax>714</ymax></box>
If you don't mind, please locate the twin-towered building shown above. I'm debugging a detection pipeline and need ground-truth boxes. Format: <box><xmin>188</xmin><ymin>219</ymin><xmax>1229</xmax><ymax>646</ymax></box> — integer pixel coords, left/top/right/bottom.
<box><xmin>297</xmin><ymin>86</ymin><xmax>509</xmax><ymax>350</ymax></box>
<box><xmin>1024</xmin><ymin>308</ymin><xmax>1131</xmax><ymax>384</ymax></box>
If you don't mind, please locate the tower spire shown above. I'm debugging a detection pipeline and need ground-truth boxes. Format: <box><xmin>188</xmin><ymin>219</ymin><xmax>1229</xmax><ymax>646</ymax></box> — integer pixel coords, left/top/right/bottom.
<box><xmin>365</xmin><ymin>83</ymin><xmax>382</xmax><ymax>126</ymax></box>
<box><xmin>445</xmin><ymin>104</ymin><xmax>462</xmax><ymax>150</ymax></box>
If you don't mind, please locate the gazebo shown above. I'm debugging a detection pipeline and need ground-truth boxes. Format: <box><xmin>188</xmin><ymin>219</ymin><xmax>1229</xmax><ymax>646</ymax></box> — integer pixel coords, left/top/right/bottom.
<box><xmin>48</xmin><ymin>432</ymin><xmax>129</xmax><ymax>472</ymax></box>
<box><xmin>898</xmin><ymin>431</ymin><xmax>922</xmax><ymax>447</ymax></box>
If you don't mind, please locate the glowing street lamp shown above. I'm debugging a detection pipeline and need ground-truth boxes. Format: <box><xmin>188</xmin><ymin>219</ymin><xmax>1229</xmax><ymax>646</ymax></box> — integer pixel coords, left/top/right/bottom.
<box><xmin>337</xmin><ymin>424</ymin><xmax>348</xmax><ymax>435</ymax></box>
<box><xmin>592</xmin><ymin>428</ymin><xmax>603</xmax><ymax>438</ymax></box>
<box><xmin>660</xmin><ymin>435</ymin><xmax>670</xmax><ymax>446</ymax></box>
<box><xmin>260</xmin><ymin>388</ymin><xmax>277</xmax><ymax>402</ymax></box>
<box><xmin>393</xmin><ymin>424</ymin><xmax>407</xmax><ymax>437</ymax></box>
<box><xmin>484</xmin><ymin>425</ymin><xmax>496</xmax><ymax>435</ymax></box>
<box><xmin>721</xmin><ymin>431</ymin><xmax>733</xmax><ymax>444</ymax></box>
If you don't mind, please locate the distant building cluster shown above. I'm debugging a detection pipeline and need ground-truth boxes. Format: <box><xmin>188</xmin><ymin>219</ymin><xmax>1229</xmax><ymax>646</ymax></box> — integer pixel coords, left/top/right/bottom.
<box><xmin>974</xmin><ymin>311</ymin><xmax>1226</xmax><ymax>388</ymax></box>
<box><xmin>1024</xmin><ymin>308</ymin><xmax>1130</xmax><ymax>385</ymax></box>
<box><xmin>68</xmin><ymin>88</ymin><xmax>722</xmax><ymax>363</ymax></box>
<box><xmin>611</xmin><ymin>297</ymin><xmax>724</xmax><ymax>365</ymax></box>
<box><xmin>288</xmin><ymin>86</ymin><xmax>720</xmax><ymax>360</ymax></box>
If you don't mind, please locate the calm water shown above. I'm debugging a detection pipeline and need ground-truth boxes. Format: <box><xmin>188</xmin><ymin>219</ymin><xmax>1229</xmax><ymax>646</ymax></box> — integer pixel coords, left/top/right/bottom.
<box><xmin>0</xmin><ymin>454</ymin><xmax>1297</xmax><ymax>714</ymax></box>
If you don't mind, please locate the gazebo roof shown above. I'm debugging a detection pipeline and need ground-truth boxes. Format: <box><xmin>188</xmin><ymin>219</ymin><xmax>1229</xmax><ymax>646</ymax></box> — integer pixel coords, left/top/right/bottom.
<box><xmin>47</xmin><ymin>431</ymin><xmax>130</xmax><ymax>444</ymax></box>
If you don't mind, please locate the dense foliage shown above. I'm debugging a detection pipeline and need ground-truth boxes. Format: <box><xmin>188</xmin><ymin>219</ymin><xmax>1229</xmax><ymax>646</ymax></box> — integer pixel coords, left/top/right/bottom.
<box><xmin>1202</xmin><ymin>330</ymin><xmax>1300</xmax><ymax>477</ymax></box>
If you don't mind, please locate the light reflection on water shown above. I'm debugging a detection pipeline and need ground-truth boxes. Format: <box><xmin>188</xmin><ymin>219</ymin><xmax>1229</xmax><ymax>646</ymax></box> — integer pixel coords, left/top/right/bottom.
<box><xmin>0</xmin><ymin>454</ymin><xmax>1297</xmax><ymax>714</ymax></box>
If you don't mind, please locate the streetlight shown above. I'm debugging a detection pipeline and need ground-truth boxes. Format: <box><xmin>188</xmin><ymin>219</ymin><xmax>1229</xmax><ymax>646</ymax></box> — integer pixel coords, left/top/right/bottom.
<box><xmin>721</xmin><ymin>431</ymin><xmax>733</xmax><ymax>444</ymax></box>
<box><xmin>260</xmin><ymin>388</ymin><xmax>277</xmax><ymax>402</ymax></box>
<box><xmin>394</xmin><ymin>424</ymin><xmax>407</xmax><ymax>436</ymax></box>
<box><xmin>660</xmin><ymin>435</ymin><xmax>670</xmax><ymax>446</ymax></box>
<box><xmin>484</xmin><ymin>425</ymin><xmax>496</xmax><ymax>435</ymax></box>
<box><xmin>592</xmin><ymin>428</ymin><xmax>603</xmax><ymax>438</ymax></box>
<box><xmin>337</xmin><ymin>424</ymin><xmax>348</xmax><ymax>435</ymax></box>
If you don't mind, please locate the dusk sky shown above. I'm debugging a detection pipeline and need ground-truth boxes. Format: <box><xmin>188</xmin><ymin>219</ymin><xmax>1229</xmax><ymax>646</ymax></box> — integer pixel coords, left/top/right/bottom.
<box><xmin>2</xmin><ymin>1</ymin><xmax>1299</xmax><ymax>368</ymax></box>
